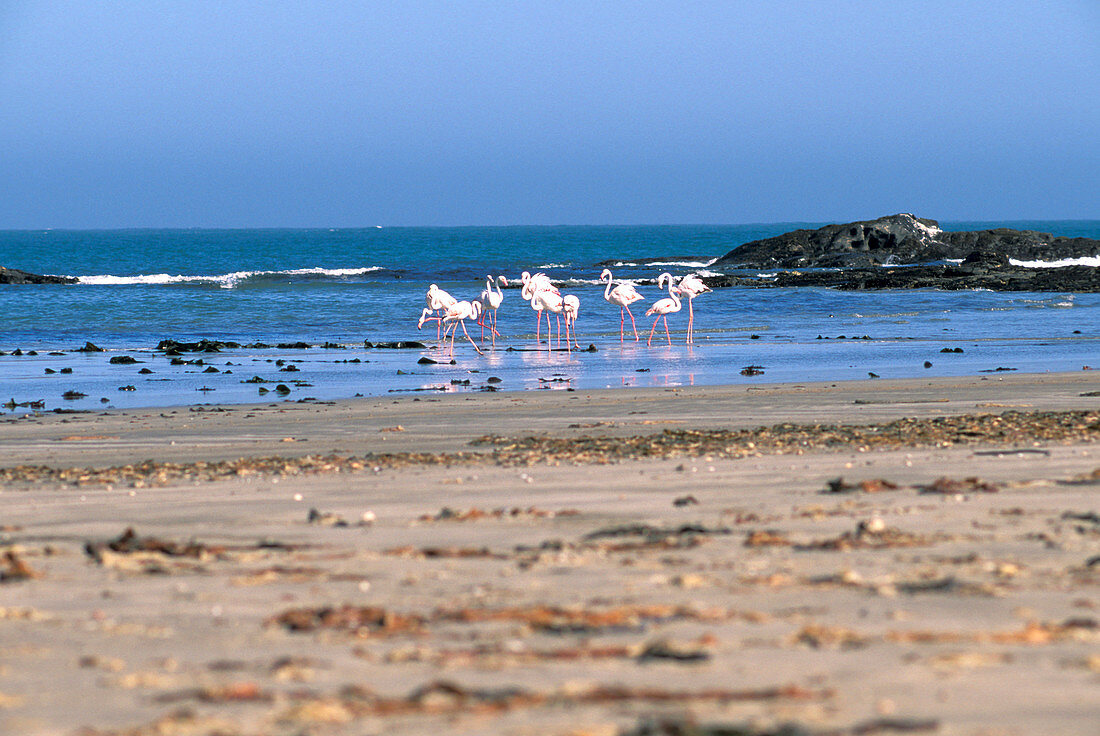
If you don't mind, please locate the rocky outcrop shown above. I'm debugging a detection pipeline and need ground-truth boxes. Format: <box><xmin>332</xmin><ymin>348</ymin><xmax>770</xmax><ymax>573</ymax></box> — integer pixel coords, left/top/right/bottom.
<box><xmin>712</xmin><ymin>214</ymin><xmax>1100</xmax><ymax>269</ymax></box>
<box><xmin>0</xmin><ymin>266</ymin><xmax>78</xmax><ymax>285</ymax></box>
<box><xmin>702</xmin><ymin>263</ymin><xmax>1100</xmax><ymax>292</ymax></box>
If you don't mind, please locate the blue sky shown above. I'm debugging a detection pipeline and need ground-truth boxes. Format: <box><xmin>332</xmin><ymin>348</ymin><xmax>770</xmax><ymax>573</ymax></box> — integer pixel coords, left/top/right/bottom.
<box><xmin>1</xmin><ymin>1</ymin><xmax>1097</xmax><ymax>227</ymax></box>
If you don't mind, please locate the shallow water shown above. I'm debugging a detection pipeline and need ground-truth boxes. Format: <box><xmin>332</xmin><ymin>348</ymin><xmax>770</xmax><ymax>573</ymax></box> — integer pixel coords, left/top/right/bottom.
<box><xmin>1</xmin><ymin>223</ymin><xmax>1097</xmax><ymax>413</ymax></box>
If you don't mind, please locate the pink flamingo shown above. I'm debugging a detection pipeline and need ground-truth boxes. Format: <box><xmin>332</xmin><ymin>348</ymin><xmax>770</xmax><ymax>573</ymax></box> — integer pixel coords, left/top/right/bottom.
<box><xmin>645</xmin><ymin>273</ymin><xmax>682</xmax><ymax>347</ymax></box>
<box><xmin>441</xmin><ymin>300</ymin><xmax>484</xmax><ymax>355</ymax></box>
<box><xmin>424</xmin><ymin>284</ymin><xmax>457</xmax><ymax>341</ymax></box>
<box><xmin>529</xmin><ymin>287</ymin><xmax>566</xmax><ymax>351</ymax></box>
<box><xmin>600</xmin><ymin>268</ymin><xmax>644</xmax><ymax>342</ymax></box>
<box><xmin>476</xmin><ymin>275</ymin><xmax>506</xmax><ymax>348</ymax></box>
<box><xmin>521</xmin><ymin>271</ymin><xmax>560</xmax><ymax>345</ymax></box>
<box><xmin>563</xmin><ymin>294</ymin><xmax>581</xmax><ymax>351</ymax></box>
<box><xmin>677</xmin><ymin>274</ymin><xmax>711</xmax><ymax>344</ymax></box>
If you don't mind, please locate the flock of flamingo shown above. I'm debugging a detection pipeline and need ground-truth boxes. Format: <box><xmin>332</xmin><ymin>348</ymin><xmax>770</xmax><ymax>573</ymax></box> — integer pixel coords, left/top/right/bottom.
<box><xmin>417</xmin><ymin>269</ymin><xmax>711</xmax><ymax>354</ymax></box>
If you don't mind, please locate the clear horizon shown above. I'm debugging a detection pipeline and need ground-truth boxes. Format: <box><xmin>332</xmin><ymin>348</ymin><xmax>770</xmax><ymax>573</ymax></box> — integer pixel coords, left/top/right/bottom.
<box><xmin>2</xmin><ymin>2</ymin><xmax>1098</xmax><ymax>229</ymax></box>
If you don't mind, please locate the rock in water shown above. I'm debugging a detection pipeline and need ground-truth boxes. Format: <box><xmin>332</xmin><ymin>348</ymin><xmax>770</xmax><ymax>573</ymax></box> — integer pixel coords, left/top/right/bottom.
<box><xmin>711</xmin><ymin>214</ymin><xmax>1100</xmax><ymax>269</ymax></box>
<box><xmin>0</xmin><ymin>267</ymin><xmax>79</xmax><ymax>285</ymax></box>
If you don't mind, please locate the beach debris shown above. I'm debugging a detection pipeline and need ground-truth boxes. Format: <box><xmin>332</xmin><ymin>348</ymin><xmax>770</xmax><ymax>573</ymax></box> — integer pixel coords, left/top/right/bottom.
<box><xmin>307</xmin><ymin>508</ymin><xmax>349</xmax><ymax>527</ymax></box>
<box><xmin>917</xmin><ymin>476</ymin><xmax>1000</xmax><ymax>494</ymax></box>
<box><xmin>740</xmin><ymin>365</ymin><xmax>764</xmax><ymax>376</ymax></box>
<box><xmin>796</xmin><ymin>521</ymin><xmax>936</xmax><ymax>551</ymax></box>
<box><xmin>2</xmin><ymin>409</ymin><xmax>1097</xmax><ymax>488</ymax></box>
<box><xmin>84</xmin><ymin>527</ymin><xmax>214</xmax><ymax>563</ymax></box>
<box><xmin>744</xmin><ymin>529</ymin><xmax>793</xmax><ymax>547</ymax></box>
<box><xmin>868</xmin><ymin>371</ymin><xmax>880</xmax><ymax>378</ymax></box>
<box><xmin>792</xmin><ymin>624</ymin><xmax>870</xmax><ymax>650</ymax></box>
<box><xmin>417</xmin><ymin>506</ymin><xmax>578</xmax><ymax>522</ymax></box>
<box><xmin>673</xmin><ymin>494</ymin><xmax>699</xmax><ymax>506</ymax></box>
<box><xmin>0</xmin><ymin>551</ymin><xmax>40</xmax><ymax>582</ymax></box>
<box><xmin>619</xmin><ymin>716</ymin><xmax>938</xmax><ymax>736</ymax></box>
<box><xmin>823</xmin><ymin>477</ymin><xmax>900</xmax><ymax>494</ymax></box>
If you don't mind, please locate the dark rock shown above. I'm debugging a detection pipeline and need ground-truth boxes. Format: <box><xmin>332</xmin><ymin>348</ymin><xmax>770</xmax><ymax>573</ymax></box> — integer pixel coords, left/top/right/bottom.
<box><xmin>0</xmin><ymin>267</ymin><xmax>78</xmax><ymax>285</ymax></box>
<box><xmin>60</xmin><ymin>367</ymin><xmax>72</xmax><ymax>374</ymax></box>
<box><xmin>12</xmin><ymin>349</ymin><xmax>23</xmax><ymax>356</ymax></box>
<box><xmin>923</xmin><ymin>361</ymin><xmax>933</xmax><ymax>368</ymax></box>
<box><xmin>275</xmin><ymin>384</ymin><xmax>291</xmax><ymax>393</ymax></box>
<box><xmin>77</xmin><ymin>342</ymin><xmax>104</xmax><ymax>352</ymax></box>
<box><xmin>118</xmin><ymin>385</ymin><xmax>136</xmax><ymax>391</ymax></box>
<box><xmin>418</xmin><ymin>357</ymin><xmax>438</xmax><ymax>365</ymax></box>
<box><xmin>712</xmin><ymin>214</ymin><xmax>1100</xmax><ymax>270</ymax></box>
<box><xmin>702</xmin><ymin>263</ymin><xmax>1100</xmax><ymax>292</ymax></box>
<box><xmin>62</xmin><ymin>391</ymin><xmax>87</xmax><ymax>400</ymax></box>
<box><xmin>44</xmin><ymin>368</ymin><xmax>56</xmax><ymax>374</ymax></box>
<box><xmin>365</xmin><ymin>340</ymin><xmax>428</xmax><ymax>349</ymax></box>
<box><xmin>487</xmin><ymin>376</ymin><xmax>502</xmax><ymax>383</ymax></box>
<box><xmin>156</xmin><ymin>339</ymin><xmax>238</xmax><ymax>353</ymax></box>
<box><xmin>276</xmin><ymin>342</ymin><xmax>312</xmax><ymax>350</ymax></box>
<box><xmin>109</xmin><ymin>355</ymin><xmax>141</xmax><ymax>365</ymax></box>
<box><xmin>138</xmin><ymin>368</ymin><xmax>153</xmax><ymax>374</ymax></box>
<box><xmin>203</xmin><ymin>366</ymin><xmax>220</xmax><ymax>373</ymax></box>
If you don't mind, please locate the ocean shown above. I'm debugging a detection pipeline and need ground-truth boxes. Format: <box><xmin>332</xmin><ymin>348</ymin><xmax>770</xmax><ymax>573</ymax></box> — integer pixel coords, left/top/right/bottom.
<box><xmin>1</xmin><ymin>222</ymin><xmax>1098</xmax><ymax>413</ymax></box>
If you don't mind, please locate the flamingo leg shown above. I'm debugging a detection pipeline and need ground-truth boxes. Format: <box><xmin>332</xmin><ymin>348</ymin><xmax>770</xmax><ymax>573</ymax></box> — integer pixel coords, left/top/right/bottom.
<box><xmin>619</xmin><ymin>308</ymin><xmax>625</xmax><ymax>343</ymax></box>
<box><xmin>664</xmin><ymin>315</ymin><xmax>672</xmax><ymax>347</ymax></box>
<box><xmin>686</xmin><ymin>297</ymin><xmax>694</xmax><ymax>344</ymax></box>
<box><xmin>459</xmin><ymin>320</ymin><xmax>482</xmax><ymax>354</ymax></box>
<box><xmin>626</xmin><ymin>306</ymin><xmax>639</xmax><ymax>340</ymax></box>
<box><xmin>647</xmin><ymin>316</ymin><xmax>660</xmax><ymax>346</ymax></box>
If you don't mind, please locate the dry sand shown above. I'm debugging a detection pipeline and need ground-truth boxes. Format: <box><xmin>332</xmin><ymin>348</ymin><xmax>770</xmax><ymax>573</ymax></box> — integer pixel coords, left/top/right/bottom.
<box><xmin>1</xmin><ymin>372</ymin><xmax>1098</xmax><ymax>735</ymax></box>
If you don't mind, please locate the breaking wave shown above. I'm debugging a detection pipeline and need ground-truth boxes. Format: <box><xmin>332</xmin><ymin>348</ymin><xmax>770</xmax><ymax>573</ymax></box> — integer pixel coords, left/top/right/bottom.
<box><xmin>1008</xmin><ymin>256</ymin><xmax>1100</xmax><ymax>268</ymax></box>
<box><xmin>77</xmin><ymin>266</ymin><xmax>386</xmax><ymax>288</ymax></box>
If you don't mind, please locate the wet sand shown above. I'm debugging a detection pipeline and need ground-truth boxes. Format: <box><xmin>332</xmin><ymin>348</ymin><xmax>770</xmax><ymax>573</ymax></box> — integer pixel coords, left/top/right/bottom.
<box><xmin>1</xmin><ymin>372</ymin><xmax>1099</xmax><ymax>735</ymax></box>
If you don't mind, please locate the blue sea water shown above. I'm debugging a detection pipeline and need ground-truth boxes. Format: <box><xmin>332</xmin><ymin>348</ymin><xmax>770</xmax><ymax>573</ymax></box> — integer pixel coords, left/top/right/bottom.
<box><xmin>0</xmin><ymin>222</ymin><xmax>1098</xmax><ymax>413</ymax></box>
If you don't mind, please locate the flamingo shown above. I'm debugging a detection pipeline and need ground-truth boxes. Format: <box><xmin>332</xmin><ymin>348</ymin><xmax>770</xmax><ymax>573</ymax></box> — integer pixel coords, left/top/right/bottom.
<box><xmin>441</xmin><ymin>300</ymin><xmax>483</xmax><ymax>355</ymax></box>
<box><xmin>425</xmin><ymin>284</ymin><xmax>457</xmax><ymax>341</ymax></box>
<box><xmin>600</xmin><ymin>268</ymin><xmax>645</xmax><ymax>342</ymax></box>
<box><xmin>677</xmin><ymin>274</ymin><xmax>711</xmax><ymax>344</ymax></box>
<box><xmin>529</xmin><ymin>287</ymin><xmax>567</xmax><ymax>351</ymax></box>
<box><xmin>645</xmin><ymin>273</ymin><xmax>682</xmax><ymax>347</ymax></box>
<box><xmin>563</xmin><ymin>294</ymin><xmax>581</xmax><ymax>350</ymax></box>
<box><xmin>476</xmin><ymin>275</ymin><xmax>506</xmax><ymax>348</ymax></box>
<box><xmin>522</xmin><ymin>271</ymin><xmax>561</xmax><ymax>345</ymax></box>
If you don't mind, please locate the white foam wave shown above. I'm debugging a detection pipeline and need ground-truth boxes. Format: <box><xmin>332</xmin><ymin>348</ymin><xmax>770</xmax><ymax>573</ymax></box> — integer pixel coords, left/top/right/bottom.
<box><xmin>607</xmin><ymin>259</ymin><xmax>717</xmax><ymax>268</ymax></box>
<box><xmin>77</xmin><ymin>266</ymin><xmax>384</xmax><ymax>288</ymax></box>
<box><xmin>536</xmin><ymin>263</ymin><xmax>571</xmax><ymax>269</ymax></box>
<box><xmin>1008</xmin><ymin>255</ymin><xmax>1100</xmax><ymax>268</ymax></box>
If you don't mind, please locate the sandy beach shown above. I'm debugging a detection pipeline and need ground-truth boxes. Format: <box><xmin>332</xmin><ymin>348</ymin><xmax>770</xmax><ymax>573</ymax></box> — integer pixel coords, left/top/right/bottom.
<box><xmin>2</xmin><ymin>371</ymin><xmax>1099</xmax><ymax>735</ymax></box>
